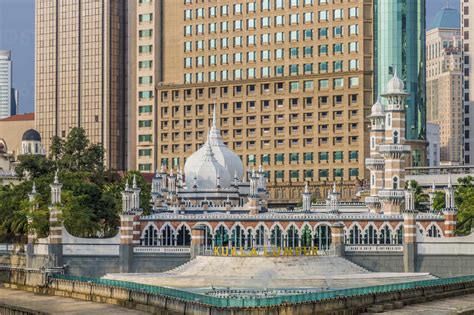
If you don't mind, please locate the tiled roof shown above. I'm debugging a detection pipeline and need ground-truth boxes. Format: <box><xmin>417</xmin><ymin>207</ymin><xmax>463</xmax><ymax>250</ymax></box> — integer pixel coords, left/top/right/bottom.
<box><xmin>0</xmin><ymin>113</ymin><xmax>35</xmax><ymax>122</ymax></box>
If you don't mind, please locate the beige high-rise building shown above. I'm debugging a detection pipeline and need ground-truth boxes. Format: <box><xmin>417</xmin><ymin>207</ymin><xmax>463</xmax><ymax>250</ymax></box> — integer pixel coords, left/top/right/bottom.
<box><xmin>426</xmin><ymin>7</ymin><xmax>462</xmax><ymax>164</ymax></box>
<box><xmin>129</xmin><ymin>0</ymin><xmax>374</xmax><ymax>204</ymax></box>
<box><xmin>35</xmin><ymin>0</ymin><xmax>128</xmax><ymax>170</ymax></box>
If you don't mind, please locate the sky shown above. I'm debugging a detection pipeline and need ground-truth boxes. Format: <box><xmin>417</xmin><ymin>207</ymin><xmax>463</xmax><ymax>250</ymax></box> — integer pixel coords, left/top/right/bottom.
<box><xmin>0</xmin><ymin>0</ymin><xmax>462</xmax><ymax>114</ymax></box>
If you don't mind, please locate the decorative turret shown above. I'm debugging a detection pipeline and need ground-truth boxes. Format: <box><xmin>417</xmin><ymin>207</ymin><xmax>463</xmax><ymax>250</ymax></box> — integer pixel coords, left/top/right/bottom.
<box><xmin>404</xmin><ymin>181</ymin><xmax>415</xmax><ymax>211</ymax></box>
<box><xmin>443</xmin><ymin>175</ymin><xmax>457</xmax><ymax>237</ymax></box>
<box><xmin>302</xmin><ymin>182</ymin><xmax>312</xmax><ymax>212</ymax></box>
<box><xmin>376</xmin><ymin>72</ymin><xmax>412</xmax><ymax>215</ymax></box>
<box><xmin>131</xmin><ymin>175</ymin><xmax>141</xmax><ymax>212</ymax></box>
<box><xmin>428</xmin><ymin>181</ymin><xmax>436</xmax><ymax>212</ymax></box>
<box><xmin>444</xmin><ymin>175</ymin><xmax>456</xmax><ymax>211</ymax></box>
<box><xmin>122</xmin><ymin>180</ymin><xmax>132</xmax><ymax>213</ymax></box>
<box><xmin>50</xmin><ymin>170</ymin><xmax>62</xmax><ymax>205</ymax></box>
<box><xmin>326</xmin><ymin>183</ymin><xmax>340</xmax><ymax>214</ymax></box>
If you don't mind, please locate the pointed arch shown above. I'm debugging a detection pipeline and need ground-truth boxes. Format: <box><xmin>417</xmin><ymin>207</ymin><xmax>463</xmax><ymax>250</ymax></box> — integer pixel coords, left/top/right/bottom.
<box><xmin>159</xmin><ymin>223</ymin><xmax>175</xmax><ymax>246</ymax></box>
<box><xmin>176</xmin><ymin>224</ymin><xmax>191</xmax><ymax>246</ymax></box>
<box><xmin>363</xmin><ymin>222</ymin><xmax>378</xmax><ymax>245</ymax></box>
<box><xmin>230</xmin><ymin>222</ymin><xmax>246</xmax><ymax>248</ymax></box>
<box><xmin>300</xmin><ymin>224</ymin><xmax>312</xmax><ymax>247</ymax></box>
<box><xmin>141</xmin><ymin>222</ymin><xmax>159</xmax><ymax>246</ymax></box>
<box><xmin>378</xmin><ymin>223</ymin><xmax>393</xmax><ymax>244</ymax></box>
<box><xmin>347</xmin><ymin>222</ymin><xmax>363</xmax><ymax>245</ymax></box>
<box><xmin>426</xmin><ymin>223</ymin><xmax>442</xmax><ymax>238</ymax></box>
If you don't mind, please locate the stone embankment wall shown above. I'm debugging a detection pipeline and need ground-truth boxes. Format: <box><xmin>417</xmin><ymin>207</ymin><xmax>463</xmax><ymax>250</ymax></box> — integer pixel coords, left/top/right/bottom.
<box><xmin>2</xmin><ymin>267</ymin><xmax>474</xmax><ymax>315</ymax></box>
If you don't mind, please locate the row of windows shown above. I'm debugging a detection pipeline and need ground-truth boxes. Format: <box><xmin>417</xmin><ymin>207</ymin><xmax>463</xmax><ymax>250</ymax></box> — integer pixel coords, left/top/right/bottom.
<box><xmin>183</xmin><ymin>25</ymin><xmax>359</xmax><ymax>41</ymax></box>
<box><xmin>183</xmin><ymin>1</ymin><xmax>358</xmax><ymax>18</ymax></box>
<box><xmin>183</xmin><ymin>40</ymin><xmax>359</xmax><ymax>56</ymax></box>
<box><xmin>138</xmin><ymin>161</ymin><xmax>359</xmax><ymax>179</ymax></box>
<box><xmin>160</xmin><ymin>83</ymin><xmax>360</xmax><ymax>100</ymax></box>
<box><xmin>184</xmin><ymin>69</ymin><xmax>359</xmax><ymax>85</ymax></box>
<box><xmin>184</xmin><ymin>11</ymin><xmax>358</xmax><ymax>27</ymax></box>
<box><xmin>185</xmin><ymin>55</ymin><xmax>359</xmax><ymax>73</ymax></box>
<box><xmin>139</xmin><ymin>136</ymin><xmax>360</xmax><ymax>152</ymax></box>
<box><xmin>138</xmin><ymin>150</ymin><xmax>358</xmax><ymax>162</ymax></box>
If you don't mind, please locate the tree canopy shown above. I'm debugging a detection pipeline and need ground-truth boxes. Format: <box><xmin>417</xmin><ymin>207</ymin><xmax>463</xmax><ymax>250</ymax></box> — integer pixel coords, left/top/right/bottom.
<box><xmin>0</xmin><ymin>127</ymin><xmax>150</xmax><ymax>243</ymax></box>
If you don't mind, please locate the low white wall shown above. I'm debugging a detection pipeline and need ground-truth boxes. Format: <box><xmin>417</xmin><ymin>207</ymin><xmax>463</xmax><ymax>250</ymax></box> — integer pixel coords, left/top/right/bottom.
<box><xmin>417</xmin><ymin>232</ymin><xmax>474</xmax><ymax>255</ymax></box>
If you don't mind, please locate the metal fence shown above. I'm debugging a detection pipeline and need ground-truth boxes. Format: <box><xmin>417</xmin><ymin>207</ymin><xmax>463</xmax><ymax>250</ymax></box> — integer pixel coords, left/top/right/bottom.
<box><xmin>50</xmin><ymin>273</ymin><xmax>474</xmax><ymax>308</ymax></box>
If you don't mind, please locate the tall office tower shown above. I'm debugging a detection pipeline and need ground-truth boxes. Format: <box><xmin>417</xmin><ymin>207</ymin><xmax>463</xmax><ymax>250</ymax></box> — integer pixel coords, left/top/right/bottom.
<box><xmin>462</xmin><ymin>1</ymin><xmax>474</xmax><ymax>164</ymax></box>
<box><xmin>129</xmin><ymin>0</ymin><xmax>374</xmax><ymax>204</ymax></box>
<box><xmin>426</xmin><ymin>7</ymin><xmax>463</xmax><ymax>165</ymax></box>
<box><xmin>35</xmin><ymin>0</ymin><xmax>128</xmax><ymax>170</ymax></box>
<box><xmin>374</xmin><ymin>0</ymin><xmax>427</xmax><ymax>166</ymax></box>
<box><xmin>0</xmin><ymin>51</ymin><xmax>12</xmax><ymax>119</ymax></box>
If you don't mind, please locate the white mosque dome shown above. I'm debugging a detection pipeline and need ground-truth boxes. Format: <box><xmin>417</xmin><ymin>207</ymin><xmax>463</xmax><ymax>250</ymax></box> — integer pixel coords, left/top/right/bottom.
<box><xmin>184</xmin><ymin>106</ymin><xmax>244</xmax><ymax>184</ymax></box>
<box><xmin>370</xmin><ymin>96</ymin><xmax>384</xmax><ymax>117</ymax></box>
<box><xmin>185</xmin><ymin>142</ymin><xmax>232</xmax><ymax>190</ymax></box>
<box><xmin>386</xmin><ymin>70</ymin><xmax>407</xmax><ymax>94</ymax></box>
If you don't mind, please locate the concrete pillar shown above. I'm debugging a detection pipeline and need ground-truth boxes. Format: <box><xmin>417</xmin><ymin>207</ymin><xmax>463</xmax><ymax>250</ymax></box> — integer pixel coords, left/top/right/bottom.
<box><xmin>119</xmin><ymin>214</ymin><xmax>134</xmax><ymax>273</ymax></box>
<box><xmin>403</xmin><ymin>210</ymin><xmax>418</xmax><ymax>272</ymax></box>
<box><xmin>331</xmin><ymin>223</ymin><xmax>345</xmax><ymax>257</ymax></box>
<box><xmin>190</xmin><ymin>226</ymin><xmax>206</xmax><ymax>259</ymax></box>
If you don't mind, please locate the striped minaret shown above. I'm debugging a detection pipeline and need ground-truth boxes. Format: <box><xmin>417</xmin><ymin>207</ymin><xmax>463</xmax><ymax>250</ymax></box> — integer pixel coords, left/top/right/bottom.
<box><xmin>27</xmin><ymin>182</ymin><xmax>37</xmax><ymax>244</ymax></box>
<box><xmin>443</xmin><ymin>175</ymin><xmax>457</xmax><ymax>237</ymax></box>
<box><xmin>378</xmin><ymin>71</ymin><xmax>411</xmax><ymax>215</ymax></box>
<box><xmin>49</xmin><ymin>171</ymin><xmax>63</xmax><ymax>245</ymax></box>
<box><xmin>365</xmin><ymin>96</ymin><xmax>385</xmax><ymax>213</ymax></box>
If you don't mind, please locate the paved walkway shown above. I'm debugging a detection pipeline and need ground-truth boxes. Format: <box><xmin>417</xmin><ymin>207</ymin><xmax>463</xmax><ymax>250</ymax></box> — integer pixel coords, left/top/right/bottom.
<box><xmin>0</xmin><ymin>287</ymin><xmax>147</xmax><ymax>314</ymax></box>
<box><xmin>381</xmin><ymin>293</ymin><xmax>474</xmax><ymax>314</ymax></box>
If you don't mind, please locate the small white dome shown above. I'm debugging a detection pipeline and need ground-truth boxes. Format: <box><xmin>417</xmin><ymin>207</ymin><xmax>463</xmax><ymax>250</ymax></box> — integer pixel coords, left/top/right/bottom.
<box><xmin>370</xmin><ymin>96</ymin><xmax>384</xmax><ymax>116</ymax></box>
<box><xmin>185</xmin><ymin>143</ymin><xmax>232</xmax><ymax>190</ymax></box>
<box><xmin>386</xmin><ymin>71</ymin><xmax>406</xmax><ymax>94</ymax></box>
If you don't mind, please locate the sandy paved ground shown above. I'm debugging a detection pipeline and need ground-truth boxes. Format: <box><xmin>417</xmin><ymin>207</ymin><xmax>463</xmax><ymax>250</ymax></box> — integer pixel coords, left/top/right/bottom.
<box><xmin>380</xmin><ymin>293</ymin><xmax>474</xmax><ymax>314</ymax></box>
<box><xmin>0</xmin><ymin>286</ymin><xmax>147</xmax><ymax>314</ymax></box>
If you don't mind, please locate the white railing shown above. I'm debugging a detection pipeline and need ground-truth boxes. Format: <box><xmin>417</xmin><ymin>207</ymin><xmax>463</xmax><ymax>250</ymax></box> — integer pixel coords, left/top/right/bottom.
<box><xmin>378</xmin><ymin>144</ymin><xmax>411</xmax><ymax>153</ymax></box>
<box><xmin>133</xmin><ymin>246</ymin><xmax>191</xmax><ymax>254</ymax></box>
<box><xmin>378</xmin><ymin>190</ymin><xmax>405</xmax><ymax>198</ymax></box>
<box><xmin>365</xmin><ymin>158</ymin><xmax>385</xmax><ymax>165</ymax></box>
<box><xmin>345</xmin><ymin>245</ymin><xmax>403</xmax><ymax>252</ymax></box>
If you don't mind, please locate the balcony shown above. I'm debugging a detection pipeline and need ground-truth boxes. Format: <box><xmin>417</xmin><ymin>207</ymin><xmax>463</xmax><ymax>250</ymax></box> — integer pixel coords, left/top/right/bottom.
<box><xmin>365</xmin><ymin>158</ymin><xmax>384</xmax><ymax>169</ymax></box>
<box><xmin>364</xmin><ymin>196</ymin><xmax>380</xmax><ymax>204</ymax></box>
<box><xmin>378</xmin><ymin>144</ymin><xmax>411</xmax><ymax>154</ymax></box>
<box><xmin>378</xmin><ymin>190</ymin><xmax>405</xmax><ymax>199</ymax></box>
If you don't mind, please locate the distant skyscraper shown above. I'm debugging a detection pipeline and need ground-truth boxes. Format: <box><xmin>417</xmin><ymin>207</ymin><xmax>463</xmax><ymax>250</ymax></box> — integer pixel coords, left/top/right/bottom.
<box><xmin>0</xmin><ymin>50</ymin><xmax>12</xmax><ymax>119</ymax></box>
<box><xmin>462</xmin><ymin>1</ymin><xmax>474</xmax><ymax>164</ymax></box>
<box><xmin>374</xmin><ymin>0</ymin><xmax>427</xmax><ymax>166</ymax></box>
<box><xmin>11</xmin><ymin>88</ymin><xmax>18</xmax><ymax>116</ymax></box>
<box><xmin>35</xmin><ymin>0</ymin><xmax>128</xmax><ymax>170</ymax></box>
<box><xmin>426</xmin><ymin>7</ymin><xmax>463</xmax><ymax>164</ymax></box>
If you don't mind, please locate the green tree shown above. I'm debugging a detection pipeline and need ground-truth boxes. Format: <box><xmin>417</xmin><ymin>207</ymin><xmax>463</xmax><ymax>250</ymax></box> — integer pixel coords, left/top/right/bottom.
<box><xmin>455</xmin><ymin>176</ymin><xmax>474</xmax><ymax>234</ymax></box>
<box><xmin>432</xmin><ymin>191</ymin><xmax>445</xmax><ymax>211</ymax></box>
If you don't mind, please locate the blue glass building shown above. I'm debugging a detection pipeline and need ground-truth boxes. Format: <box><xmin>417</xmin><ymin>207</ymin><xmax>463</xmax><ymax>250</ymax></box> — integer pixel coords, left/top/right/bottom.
<box><xmin>374</xmin><ymin>0</ymin><xmax>426</xmax><ymax>145</ymax></box>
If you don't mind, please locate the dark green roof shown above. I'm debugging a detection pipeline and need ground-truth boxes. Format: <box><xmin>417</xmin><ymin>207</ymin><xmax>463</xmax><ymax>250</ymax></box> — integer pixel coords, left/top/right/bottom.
<box><xmin>429</xmin><ymin>7</ymin><xmax>460</xmax><ymax>30</ymax></box>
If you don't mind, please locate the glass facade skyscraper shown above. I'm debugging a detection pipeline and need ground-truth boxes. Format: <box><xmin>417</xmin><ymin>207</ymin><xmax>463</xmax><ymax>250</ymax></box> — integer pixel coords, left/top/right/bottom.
<box><xmin>375</xmin><ymin>0</ymin><xmax>426</xmax><ymax>144</ymax></box>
